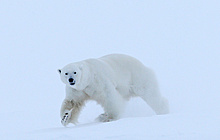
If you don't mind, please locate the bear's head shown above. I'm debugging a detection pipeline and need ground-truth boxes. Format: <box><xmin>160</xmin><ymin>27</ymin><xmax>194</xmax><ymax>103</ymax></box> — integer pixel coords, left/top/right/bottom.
<box><xmin>58</xmin><ymin>62</ymin><xmax>90</xmax><ymax>91</ymax></box>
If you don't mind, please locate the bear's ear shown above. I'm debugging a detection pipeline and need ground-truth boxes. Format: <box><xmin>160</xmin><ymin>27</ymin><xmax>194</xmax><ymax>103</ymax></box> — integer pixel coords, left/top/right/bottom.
<box><xmin>58</xmin><ymin>69</ymin><xmax>61</xmax><ymax>74</ymax></box>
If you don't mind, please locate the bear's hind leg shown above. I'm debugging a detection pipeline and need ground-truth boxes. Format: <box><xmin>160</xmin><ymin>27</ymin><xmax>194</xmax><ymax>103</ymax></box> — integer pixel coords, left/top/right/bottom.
<box><xmin>139</xmin><ymin>88</ymin><xmax>169</xmax><ymax>115</ymax></box>
<box><xmin>141</xmin><ymin>95</ymin><xmax>169</xmax><ymax>115</ymax></box>
<box><xmin>133</xmin><ymin>83</ymin><xmax>169</xmax><ymax>115</ymax></box>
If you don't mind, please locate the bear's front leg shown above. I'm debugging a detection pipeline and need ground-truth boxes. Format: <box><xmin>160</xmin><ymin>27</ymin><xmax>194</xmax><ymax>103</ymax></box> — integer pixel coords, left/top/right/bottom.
<box><xmin>96</xmin><ymin>88</ymin><xmax>126</xmax><ymax>122</ymax></box>
<box><xmin>96</xmin><ymin>113</ymin><xmax>114</xmax><ymax>122</ymax></box>
<box><xmin>60</xmin><ymin>99</ymin><xmax>85</xmax><ymax>126</ymax></box>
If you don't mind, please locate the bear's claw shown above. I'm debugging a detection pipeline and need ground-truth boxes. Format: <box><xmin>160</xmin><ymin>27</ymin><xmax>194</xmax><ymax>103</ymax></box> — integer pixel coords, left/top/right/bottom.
<box><xmin>61</xmin><ymin>110</ymin><xmax>72</xmax><ymax>126</ymax></box>
<box><xmin>61</xmin><ymin>113</ymin><xmax>69</xmax><ymax>126</ymax></box>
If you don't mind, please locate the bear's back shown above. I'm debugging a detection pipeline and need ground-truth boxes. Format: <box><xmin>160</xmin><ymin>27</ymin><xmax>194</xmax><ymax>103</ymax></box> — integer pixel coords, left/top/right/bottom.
<box><xmin>99</xmin><ymin>54</ymin><xmax>145</xmax><ymax>71</ymax></box>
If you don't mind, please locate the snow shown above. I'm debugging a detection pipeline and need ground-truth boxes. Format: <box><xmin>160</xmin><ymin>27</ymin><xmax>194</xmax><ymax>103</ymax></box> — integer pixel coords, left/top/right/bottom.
<box><xmin>1</xmin><ymin>0</ymin><xmax>220</xmax><ymax>139</ymax></box>
<box><xmin>2</xmin><ymin>110</ymin><xmax>220</xmax><ymax>139</ymax></box>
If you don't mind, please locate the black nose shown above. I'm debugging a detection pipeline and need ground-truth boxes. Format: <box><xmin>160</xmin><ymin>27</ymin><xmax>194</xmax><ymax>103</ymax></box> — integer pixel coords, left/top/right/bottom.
<box><xmin>69</xmin><ymin>78</ymin><xmax>74</xmax><ymax>83</ymax></box>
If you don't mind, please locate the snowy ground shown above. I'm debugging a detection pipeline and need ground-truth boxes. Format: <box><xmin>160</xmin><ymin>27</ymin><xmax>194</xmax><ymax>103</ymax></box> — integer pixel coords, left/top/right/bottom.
<box><xmin>1</xmin><ymin>0</ymin><xmax>220</xmax><ymax>140</ymax></box>
<box><xmin>1</xmin><ymin>101</ymin><xmax>220</xmax><ymax>140</ymax></box>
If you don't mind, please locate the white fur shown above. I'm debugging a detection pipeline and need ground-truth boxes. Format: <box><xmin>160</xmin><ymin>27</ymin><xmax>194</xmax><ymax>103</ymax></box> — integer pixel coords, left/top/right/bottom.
<box><xmin>58</xmin><ymin>54</ymin><xmax>169</xmax><ymax>126</ymax></box>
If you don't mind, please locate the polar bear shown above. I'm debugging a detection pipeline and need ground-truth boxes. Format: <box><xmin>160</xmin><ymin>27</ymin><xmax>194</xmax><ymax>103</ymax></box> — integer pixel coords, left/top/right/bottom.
<box><xmin>58</xmin><ymin>54</ymin><xmax>169</xmax><ymax>126</ymax></box>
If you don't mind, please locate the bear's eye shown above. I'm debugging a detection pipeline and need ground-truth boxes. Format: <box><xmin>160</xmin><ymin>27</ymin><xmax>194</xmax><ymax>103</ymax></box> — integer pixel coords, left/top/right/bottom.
<box><xmin>74</xmin><ymin>72</ymin><xmax>77</xmax><ymax>74</ymax></box>
<box><xmin>65</xmin><ymin>73</ymin><xmax>68</xmax><ymax>75</ymax></box>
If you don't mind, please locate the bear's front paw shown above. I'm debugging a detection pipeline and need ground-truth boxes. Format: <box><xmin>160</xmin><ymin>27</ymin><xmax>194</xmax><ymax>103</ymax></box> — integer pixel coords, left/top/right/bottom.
<box><xmin>61</xmin><ymin>113</ymin><xmax>70</xmax><ymax>126</ymax></box>
<box><xmin>96</xmin><ymin>113</ymin><xmax>113</xmax><ymax>122</ymax></box>
<box><xmin>61</xmin><ymin>110</ymin><xmax>72</xmax><ymax>126</ymax></box>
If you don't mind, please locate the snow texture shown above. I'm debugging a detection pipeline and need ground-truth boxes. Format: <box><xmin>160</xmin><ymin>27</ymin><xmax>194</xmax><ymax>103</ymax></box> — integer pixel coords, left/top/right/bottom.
<box><xmin>0</xmin><ymin>0</ymin><xmax>220</xmax><ymax>139</ymax></box>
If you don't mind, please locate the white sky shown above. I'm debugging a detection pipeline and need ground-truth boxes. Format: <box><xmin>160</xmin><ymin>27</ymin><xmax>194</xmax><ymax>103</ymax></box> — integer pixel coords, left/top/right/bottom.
<box><xmin>0</xmin><ymin>0</ymin><xmax>219</xmax><ymax>118</ymax></box>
